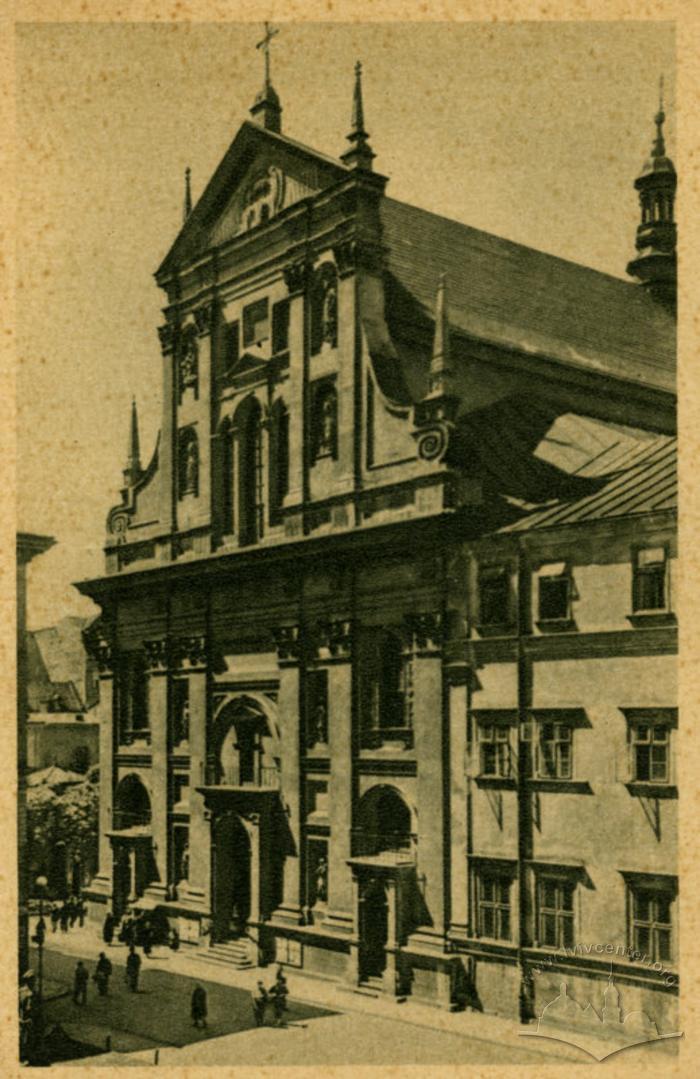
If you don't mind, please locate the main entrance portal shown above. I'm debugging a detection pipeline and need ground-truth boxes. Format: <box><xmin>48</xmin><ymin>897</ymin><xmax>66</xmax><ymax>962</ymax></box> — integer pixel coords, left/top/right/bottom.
<box><xmin>359</xmin><ymin>877</ymin><xmax>389</xmax><ymax>981</ymax></box>
<box><xmin>212</xmin><ymin>812</ymin><xmax>251</xmax><ymax>941</ymax></box>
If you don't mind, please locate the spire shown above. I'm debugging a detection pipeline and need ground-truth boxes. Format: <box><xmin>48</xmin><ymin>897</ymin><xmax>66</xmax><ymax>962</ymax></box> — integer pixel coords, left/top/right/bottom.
<box><xmin>123</xmin><ymin>397</ymin><xmax>142</xmax><ymax>488</ymax></box>
<box><xmin>183</xmin><ymin>167</ymin><xmax>192</xmax><ymax>222</ymax></box>
<box><xmin>341</xmin><ymin>62</ymin><xmax>375</xmax><ymax>170</ymax></box>
<box><xmin>250</xmin><ymin>22</ymin><xmax>282</xmax><ymax>133</ymax></box>
<box><xmin>626</xmin><ymin>79</ymin><xmax>676</xmax><ymax>312</ymax></box>
<box><xmin>428</xmin><ymin>274</ymin><xmax>452</xmax><ymax>397</ymax></box>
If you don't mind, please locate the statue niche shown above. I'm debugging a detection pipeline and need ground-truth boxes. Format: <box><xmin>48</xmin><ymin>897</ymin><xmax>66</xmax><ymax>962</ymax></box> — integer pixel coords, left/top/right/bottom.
<box><xmin>179</xmin><ymin>325</ymin><xmax>199</xmax><ymax>398</ymax></box>
<box><xmin>311</xmin><ymin>381</ymin><xmax>338</xmax><ymax>463</ymax></box>
<box><xmin>310</xmin><ymin>263</ymin><xmax>338</xmax><ymax>354</ymax></box>
<box><xmin>178</xmin><ymin>427</ymin><xmax>199</xmax><ymax>498</ymax></box>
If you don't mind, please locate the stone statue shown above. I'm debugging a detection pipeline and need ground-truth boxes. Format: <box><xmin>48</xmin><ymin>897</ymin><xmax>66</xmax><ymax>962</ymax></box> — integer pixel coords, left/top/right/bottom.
<box><xmin>314</xmin><ymin>701</ymin><xmax>328</xmax><ymax>744</ymax></box>
<box><xmin>316</xmin><ymin>390</ymin><xmax>337</xmax><ymax>459</ymax></box>
<box><xmin>184</xmin><ymin>439</ymin><xmax>198</xmax><ymax>493</ymax></box>
<box><xmin>180</xmin><ymin>332</ymin><xmax>198</xmax><ymax>389</ymax></box>
<box><xmin>315</xmin><ymin>856</ymin><xmax>328</xmax><ymax>904</ymax></box>
<box><xmin>321</xmin><ymin>279</ymin><xmax>338</xmax><ymax>346</ymax></box>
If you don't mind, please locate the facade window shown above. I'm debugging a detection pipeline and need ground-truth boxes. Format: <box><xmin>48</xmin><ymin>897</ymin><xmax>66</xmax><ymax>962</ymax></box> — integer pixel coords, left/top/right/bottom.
<box><xmin>628</xmin><ymin>881</ymin><xmax>675</xmax><ymax>963</ymax></box>
<box><xmin>632</xmin><ymin>546</ymin><xmax>668</xmax><ymax>612</ymax></box>
<box><xmin>242</xmin><ymin>298</ymin><xmax>270</xmax><ymax>347</ymax></box>
<box><xmin>310</xmin><ymin>380</ymin><xmax>338</xmax><ymax>463</ymax></box>
<box><xmin>537</xmin><ymin>875</ymin><xmax>575</xmax><ymax>949</ymax></box>
<box><xmin>223</xmin><ymin>321</ymin><xmax>239</xmax><ymax>374</ymax></box>
<box><xmin>478</xmin><ymin>566</ymin><xmax>510</xmax><ymax>627</ymax></box>
<box><xmin>538</xmin><ymin>721</ymin><xmax>572</xmax><ymax>779</ymax></box>
<box><xmin>171</xmin><ymin>679</ymin><xmax>189</xmax><ymax>746</ymax></box>
<box><xmin>178</xmin><ymin>427</ymin><xmax>199</xmax><ymax>498</ymax></box>
<box><xmin>361</xmin><ymin>629</ymin><xmax>412</xmax><ymax>744</ymax></box>
<box><xmin>305</xmin><ymin>668</ymin><xmax>329</xmax><ymax>749</ymax></box>
<box><xmin>119</xmin><ymin>654</ymin><xmax>149</xmax><ymax>742</ymax></box>
<box><xmin>629</xmin><ymin>720</ymin><xmax>670</xmax><ymax>783</ymax></box>
<box><xmin>238</xmin><ymin>397</ymin><xmax>264</xmax><ymax>545</ymax></box>
<box><xmin>476</xmin><ymin>867</ymin><xmax>513</xmax><ymax>940</ymax></box>
<box><xmin>478</xmin><ymin>722</ymin><xmax>512</xmax><ymax>778</ymax></box>
<box><xmin>221</xmin><ymin>418</ymin><xmax>235</xmax><ymax>535</ymax></box>
<box><xmin>538</xmin><ymin>563</ymin><xmax>571</xmax><ymax>622</ymax></box>
<box><xmin>272</xmin><ymin>299</ymin><xmax>290</xmax><ymax>355</ymax></box>
<box><xmin>269</xmin><ymin>400</ymin><xmax>289</xmax><ymax>523</ymax></box>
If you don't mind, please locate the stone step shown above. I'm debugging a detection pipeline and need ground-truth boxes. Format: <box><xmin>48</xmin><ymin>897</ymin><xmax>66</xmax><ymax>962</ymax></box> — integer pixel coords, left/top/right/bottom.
<box><xmin>190</xmin><ymin>940</ymin><xmax>255</xmax><ymax>970</ymax></box>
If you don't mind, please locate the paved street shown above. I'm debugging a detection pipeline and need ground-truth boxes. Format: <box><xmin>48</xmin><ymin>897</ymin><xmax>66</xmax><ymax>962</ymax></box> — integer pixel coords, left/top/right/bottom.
<box><xmin>34</xmin><ymin>941</ymin><xmax>580</xmax><ymax>1066</ymax></box>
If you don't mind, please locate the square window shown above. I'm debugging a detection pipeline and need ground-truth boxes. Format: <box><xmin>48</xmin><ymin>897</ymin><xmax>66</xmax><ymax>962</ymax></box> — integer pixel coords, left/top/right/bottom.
<box><xmin>539</xmin><ymin>576</ymin><xmax>570</xmax><ymax>621</ymax></box>
<box><xmin>630</xmin><ymin>721</ymin><xmax>671</xmax><ymax>784</ymax></box>
<box><xmin>538</xmin><ymin>876</ymin><xmax>577</xmax><ymax>949</ymax></box>
<box><xmin>476</xmin><ymin>868</ymin><xmax>513</xmax><ymax>941</ymax></box>
<box><xmin>628</xmin><ymin>880</ymin><xmax>676</xmax><ymax>964</ymax></box>
<box><xmin>633</xmin><ymin>547</ymin><xmax>668</xmax><ymax>612</ymax></box>
<box><xmin>479</xmin><ymin>568</ymin><xmax>510</xmax><ymax>627</ymax></box>
<box><xmin>242</xmin><ymin>298</ymin><xmax>270</xmax><ymax>347</ymax></box>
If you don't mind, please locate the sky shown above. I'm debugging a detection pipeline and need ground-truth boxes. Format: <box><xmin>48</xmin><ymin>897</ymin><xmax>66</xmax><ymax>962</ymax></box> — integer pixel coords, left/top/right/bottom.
<box><xmin>15</xmin><ymin>20</ymin><xmax>675</xmax><ymax>629</ymax></box>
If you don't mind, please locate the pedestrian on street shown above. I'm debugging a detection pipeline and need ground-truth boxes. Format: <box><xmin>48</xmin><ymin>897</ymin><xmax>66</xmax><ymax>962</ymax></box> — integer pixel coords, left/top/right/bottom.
<box><xmin>72</xmin><ymin>960</ymin><xmax>89</xmax><ymax>1005</ymax></box>
<box><xmin>269</xmin><ymin>967</ymin><xmax>289</xmax><ymax>1027</ymax></box>
<box><xmin>77</xmin><ymin>897</ymin><xmax>86</xmax><ymax>927</ymax></box>
<box><xmin>103</xmin><ymin>911</ymin><xmax>115</xmax><ymax>946</ymax></box>
<box><xmin>191</xmin><ymin>985</ymin><xmax>208</xmax><ymax>1029</ymax></box>
<box><xmin>169</xmin><ymin>926</ymin><xmax>180</xmax><ymax>952</ymax></box>
<box><xmin>252</xmin><ymin>981</ymin><xmax>268</xmax><ymax>1027</ymax></box>
<box><xmin>125</xmin><ymin>946</ymin><xmax>141</xmax><ymax>992</ymax></box>
<box><xmin>69</xmin><ymin>897</ymin><xmax>78</xmax><ymax>928</ymax></box>
<box><xmin>50</xmin><ymin>903</ymin><xmax>60</xmax><ymax>933</ymax></box>
<box><xmin>60</xmin><ymin>902</ymin><xmax>70</xmax><ymax>933</ymax></box>
<box><xmin>94</xmin><ymin>952</ymin><xmax>113</xmax><ymax>996</ymax></box>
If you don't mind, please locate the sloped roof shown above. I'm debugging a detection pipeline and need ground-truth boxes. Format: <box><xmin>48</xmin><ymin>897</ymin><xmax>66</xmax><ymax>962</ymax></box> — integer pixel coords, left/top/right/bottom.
<box><xmin>500</xmin><ymin>415</ymin><xmax>676</xmax><ymax>532</ymax></box>
<box><xmin>379</xmin><ymin>198</ymin><xmax>675</xmax><ymax>395</ymax></box>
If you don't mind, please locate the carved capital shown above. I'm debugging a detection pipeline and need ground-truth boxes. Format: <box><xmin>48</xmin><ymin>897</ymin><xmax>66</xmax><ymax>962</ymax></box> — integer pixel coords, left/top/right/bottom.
<box><xmin>157</xmin><ymin>322</ymin><xmax>177</xmax><ymax>355</ymax></box>
<box><xmin>171</xmin><ymin>635</ymin><xmax>208</xmax><ymax>670</ymax></box>
<box><xmin>272</xmin><ymin>624</ymin><xmax>302</xmax><ymax>664</ymax></box>
<box><xmin>316</xmin><ymin>618</ymin><xmax>353</xmax><ymax>660</ymax></box>
<box><xmin>283</xmin><ymin>258</ymin><xmax>311</xmax><ymax>295</ymax></box>
<box><xmin>143</xmin><ymin>638</ymin><xmax>169</xmax><ymax>672</ymax></box>
<box><xmin>332</xmin><ymin>238</ymin><xmax>384</xmax><ymax>277</ymax></box>
<box><xmin>405</xmin><ymin>612</ymin><xmax>443</xmax><ymax>653</ymax></box>
<box><xmin>87</xmin><ymin>638</ymin><xmax>115</xmax><ymax>675</ymax></box>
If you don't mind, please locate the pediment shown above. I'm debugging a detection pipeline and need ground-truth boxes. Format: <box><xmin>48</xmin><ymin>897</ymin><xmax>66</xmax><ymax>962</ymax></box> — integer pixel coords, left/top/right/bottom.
<box><xmin>225</xmin><ymin>351</ymin><xmax>270</xmax><ymax>383</ymax></box>
<box><xmin>157</xmin><ymin>121</ymin><xmax>348</xmax><ymax>279</ymax></box>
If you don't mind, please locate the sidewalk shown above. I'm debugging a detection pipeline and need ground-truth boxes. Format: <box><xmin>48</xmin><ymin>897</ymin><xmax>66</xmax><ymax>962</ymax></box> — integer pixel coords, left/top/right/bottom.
<box><xmin>31</xmin><ymin>916</ymin><xmax>585</xmax><ymax>1063</ymax></box>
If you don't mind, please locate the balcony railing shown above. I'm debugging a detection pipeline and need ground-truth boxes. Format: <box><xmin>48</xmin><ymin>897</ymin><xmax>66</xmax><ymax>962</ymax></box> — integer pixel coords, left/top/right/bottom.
<box><xmin>217</xmin><ymin>763</ymin><xmax>280</xmax><ymax>789</ymax></box>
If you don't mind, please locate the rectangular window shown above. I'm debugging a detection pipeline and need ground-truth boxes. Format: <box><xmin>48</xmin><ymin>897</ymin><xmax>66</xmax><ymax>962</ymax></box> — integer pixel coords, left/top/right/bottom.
<box><xmin>633</xmin><ymin>546</ymin><xmax>667</xmax><ymax>612</ymax></box>
<box><xmin>477</xmin><ymin>869</ymin><xmax>513</xmax><ymax>940</ymax></box>
<box><xmin>537</xmin><ymin>875</ymin><xmax>575</xmax><ymax>949</ymax></box>
<box><xmin>479</xmin><ymin>723</ymin><xmax>512</xmax><ymax>778</ymax></box>
<box><xmin>305</xmin><ymin>668</ymin><xmax>329</xmax><ymax>749</ymax></box>
<box><xmin>538</xmin><ymin>569</ymin><xmax>571</xmax><ymax>622</ymax></box>
<box><xmin>242</xmin><ymin>298</ymin><xmax>270</xmax><ymax>347</ymax></box>
<box><xmin>538</xmin><ymin>721</ymin><xmax>573</xmax><ymax>779</ymax></box>
<box><xmin>171</xmin><ymin>679</ymin><xmax>189</xmax><ymax>746</ymax></box>
<box><xmin>272</xmin><ymin>299</ymin><xmax>290</xmax><ymax>354</ymax></box>
<box><xmin>120</xmin><ymin>654</ymin><xmax>149</xmax><ymax>740</ymax></box>
<box><xmin>224</xmin><ymin>320</ymin><xmax>239</xmax><ymax>371</ymax></box>
<box><xmin>479</xmin><ymin>567</ymin><xmax>510</xmax><ymax>627</ymax></box>
<box><xmin>630</xmin><ymin>721</ymin><xmax>670</xmax><ymax>783</ymax></box>
<box><xmin>628</xmin><ymin>881</ymin><xmax>675</xmax><ymax>963</ymax></box>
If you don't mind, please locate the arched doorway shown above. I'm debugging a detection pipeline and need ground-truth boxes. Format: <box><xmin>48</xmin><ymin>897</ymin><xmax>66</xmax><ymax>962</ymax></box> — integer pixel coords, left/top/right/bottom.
<box><xmin>212</xmin><ymin>812</ymin><xmax>251</xmax><ymax>941</ymax></box>
<box><xmin>113</xmin><ymin>774</ymin><xmax>152</xmax><ymax>831</ymax></box>
<box><xmin>112</xmin><ymin>774</ymin><xmax>153</xmax><ymax>916</ymax></box>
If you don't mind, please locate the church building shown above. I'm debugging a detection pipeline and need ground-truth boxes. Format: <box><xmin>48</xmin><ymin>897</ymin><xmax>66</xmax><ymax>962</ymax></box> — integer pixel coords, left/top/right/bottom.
<box><xmin>79</xmin><ymin>49</ymin><xmax>677</xmax><ymax>1026</ymax></box>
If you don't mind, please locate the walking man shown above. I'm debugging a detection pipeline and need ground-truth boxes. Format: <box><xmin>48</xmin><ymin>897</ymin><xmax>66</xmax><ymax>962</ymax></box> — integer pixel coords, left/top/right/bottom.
<box><xmin>191</xmin><ymin>984</ymin><xmax>208</xmax><ymax>1029</ymax></box>
<box><xmin>125</xmin><ymin>946</ymin><xmax>141</xmax><ymax>993</ymax></box>
<box><xmin>50</xmin><ymin>902</ymin><xmax>60</xmax><ymax>933</ymax></box>
<box><xmin>72</xmin><ymin>961</ymin><xmax>89</xmax><ymax>1005</ymax></box>
<box><xmin>94</xmin><ymin>953</ymin><xmax>113</xmax><ymax>996</ymax></box>
<box><xmin>269</xmin><ymin>967</ymin><xmax>289</xmax><ymax>1027</ymax></box>
<box><xmin>102</xmin><ymin>911</ymin><xmax>115</xmax><ymax>947</ymax></box>
<box><xmin>59</xmin><ymin>901</ymin><xmax>70</xmax><ymax>933</ymax></box>
<box><xmin>252</xmin><ymin>981</ymin><xmax>268</xmax><ymax>1027</ymax></box>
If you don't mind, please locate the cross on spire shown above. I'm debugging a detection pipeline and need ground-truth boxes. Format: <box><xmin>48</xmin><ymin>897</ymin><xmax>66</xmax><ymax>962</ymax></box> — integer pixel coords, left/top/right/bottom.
<box><xmin>256</xmin><ymin>21</ymin><xmax>279</xmax><ymax>89</ymax></box>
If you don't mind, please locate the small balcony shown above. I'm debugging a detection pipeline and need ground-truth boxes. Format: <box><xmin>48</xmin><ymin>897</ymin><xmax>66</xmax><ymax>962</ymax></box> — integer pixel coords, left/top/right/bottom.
<box><xmin>212</xmin><ymin>762</ymin><xmax>280</xmax><ymax>790</ymax></box>
<box><xmin>351</xmin><ymin>829</ymin><xmax>417</xmax><ymax>864</ymax></box>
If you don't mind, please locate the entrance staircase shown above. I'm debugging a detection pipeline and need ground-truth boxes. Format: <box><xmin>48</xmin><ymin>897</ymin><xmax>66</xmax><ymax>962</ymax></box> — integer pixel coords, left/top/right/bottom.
<box><xmin>193</xmin><ymin>938</ymin><xmax>254</xmax><ymax>971</ymax></box>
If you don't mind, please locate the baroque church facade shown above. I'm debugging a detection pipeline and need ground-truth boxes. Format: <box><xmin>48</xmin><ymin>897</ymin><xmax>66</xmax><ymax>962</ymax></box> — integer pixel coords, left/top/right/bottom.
<box><xmin>80</xmin><ymin>60</ymin><xmax>678</xmax><ymax>1024</ymax></box>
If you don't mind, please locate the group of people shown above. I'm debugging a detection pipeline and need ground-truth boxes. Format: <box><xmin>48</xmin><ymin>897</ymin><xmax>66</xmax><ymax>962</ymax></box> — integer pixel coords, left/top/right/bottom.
<box><xmin>102</xmin><ymin>909</ymin><xmax>179</xmax><ymax>956</ymax></box>
<box><xmin>252</xmin><ymin>967</ymin><xmax>289</xmax><ymax>1028</ymax></box>
<box><xmin>72</xmin><ymin>945</ymin><xmax>143</xmax><ymax>1004</ymax></box>
<box><xmin>49</xmin><ymin>896</ymin><xmax>86</xmax><ymax>933</ymax></box>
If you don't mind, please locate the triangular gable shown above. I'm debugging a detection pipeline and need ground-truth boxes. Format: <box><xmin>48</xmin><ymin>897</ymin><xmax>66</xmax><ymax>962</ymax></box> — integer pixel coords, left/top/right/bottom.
<box><xmin>156</xmin><ymin>121</ymin><xmax>349</xmax><ymax>279</ymax></box>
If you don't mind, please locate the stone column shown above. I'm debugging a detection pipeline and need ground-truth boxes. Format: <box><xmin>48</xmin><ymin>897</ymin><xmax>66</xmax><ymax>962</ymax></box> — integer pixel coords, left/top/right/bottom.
<box><xmin>382</xmin><ymin>876</ymin><xmax>399</xmax><ymax>996</ymax></box>
<box><xmin>144</xmin><ymin>640</ymin><xmax>168</xmax><ymax>897</ymax></box>
<box><xmin>282</xmin><ymin>261</ymin><xmax>309</xmax><ymax>519</ymax></box>
<box><xmin>91</xmin><ymin>641</ymin><xmax>117</xmax><ymax>900</ymax></box>
<box><xmin>177</xmin><ymin>635</ymin><xmax>209</xmax><ymax>911</ymax></box>
<box><xmin>323</xmin><ymin>619</ymin><xmax>354</xmax><ymax>933</ymax></box>
<box><xmin>447</xmin><ymin>664</ymin><xmax>470</xmax><ymax>937</ymax></box>
<box><xmin>272</xmin><ymin>625</ymin><xmax>303</xmax><ymax>924</ymax></box>
<box><xmin>409</xmin><ymin>613</ymin><xmax>446</xmax><ymax>942</ymax></box>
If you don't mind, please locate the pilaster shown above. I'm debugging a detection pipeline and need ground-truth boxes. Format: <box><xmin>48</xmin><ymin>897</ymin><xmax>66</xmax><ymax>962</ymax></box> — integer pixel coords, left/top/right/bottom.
<box><xmin>272</xmin><ymin>624</ymin><xmax>303</xmax><ymax>924</ymax></box>
<box><xmin>92</xmin><ymin>641</ymin><xmax>117</xmax><ymax>897</ymax></box>
<box><xmin>157</xmin><ymin>319</ymin><xmax>177</xmax><ymax>535</ymax></box>
<box><xmin>446</xmin><ymin>662</ymin><xmax>470</xmax><ymax>937</ymax></box>
<box><xmin>144</xmin><ymin>639</ymin><xmax>168</xmax><ymax>897</ymax></box>
<box><xmin>321</xmin><ymin>619</ymin><xmax>354</xmax><ymax>933</ymax></box>
<box><xmin>173</xmin><ymin>634</ymin><xmax>209</xmax><ymax>910</ymax></box>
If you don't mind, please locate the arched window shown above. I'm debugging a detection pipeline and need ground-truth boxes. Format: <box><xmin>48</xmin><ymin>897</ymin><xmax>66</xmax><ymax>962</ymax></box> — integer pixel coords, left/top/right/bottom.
<box><xmin>355</xmin><ymin>785</ymin><xmax>413</xmax><ymax>856</ymax></box>
<box><xmin>114</xmin><ymin>774</ymin><xmax>152</xmax><ymax>831</ymax></box>
<box><xmin>236</xmin><ymin>397</ymin><xmax>264</xmax><ymax>545</ymax></box>
<box><xmin>269</xmin><ymin>400</ymin><xmax>289</xmax><ymax>524</ymax></box>
<box><xmin>178</xmin><ymin>427</ymin><xmax>199</xmax><ymax>498</ymax></box>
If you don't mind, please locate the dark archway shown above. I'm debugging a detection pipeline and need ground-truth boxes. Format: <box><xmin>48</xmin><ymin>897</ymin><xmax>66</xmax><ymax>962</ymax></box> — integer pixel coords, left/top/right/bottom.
<box><xmin>113</xmin><ymin>774</ymin><xmax>151</xmax><ymax>831</ymax></box>
<box><xmin>211</xmin><ymin>812</ymin><xmax>251</xmax><ymax>941</ymax></box>
<box><xmin>356</xmin><ymin>785</ymin><xmax>413</xmax><ymax>856</ymax></box>
<box><xmin>360</xmin><ymin>877</ymin><xmax>388</xmax><ymax>981</ymax></box>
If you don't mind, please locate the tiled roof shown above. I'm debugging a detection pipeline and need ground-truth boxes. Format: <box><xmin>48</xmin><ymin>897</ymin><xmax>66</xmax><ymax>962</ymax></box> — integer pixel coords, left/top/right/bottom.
<box><xmin>501</xmin><ymin>428</ymin><xmax>676</xmax><ymax>532</ymax></box>
<box><xmin>379</xmin><ymin>198</ymin><xmax>675</xmax><ymax>394</ymax></box>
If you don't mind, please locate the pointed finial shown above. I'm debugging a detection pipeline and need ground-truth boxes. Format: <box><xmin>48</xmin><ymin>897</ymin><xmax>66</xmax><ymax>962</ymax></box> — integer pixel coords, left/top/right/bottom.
<box><xmin>123</xmin><ymin>397</ymin><xmax>142</xmax><ymax>487</ymax></box>
<box><xmin>341</xmin><ymin>60</ymin><xmax>375</xmax><ymax>170</ymax></box>
<box><xmin>250</xmin><ymin>22</ymin><xmax>282</xmax><ymax>132</ymax></box>
<box><xmin>653</xmin><ymin>76</ymin><xmax>666</xmax><ymax>159</ymax></box>
<box><xmin>184</xmin><ymin>167</ymin><xmax>192</xmax><ymax>222</ymax></box>
<box><xmin>428</xmin><ymin>273</ymin><xmax>452</xmax><ymax>397</ymax></box>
